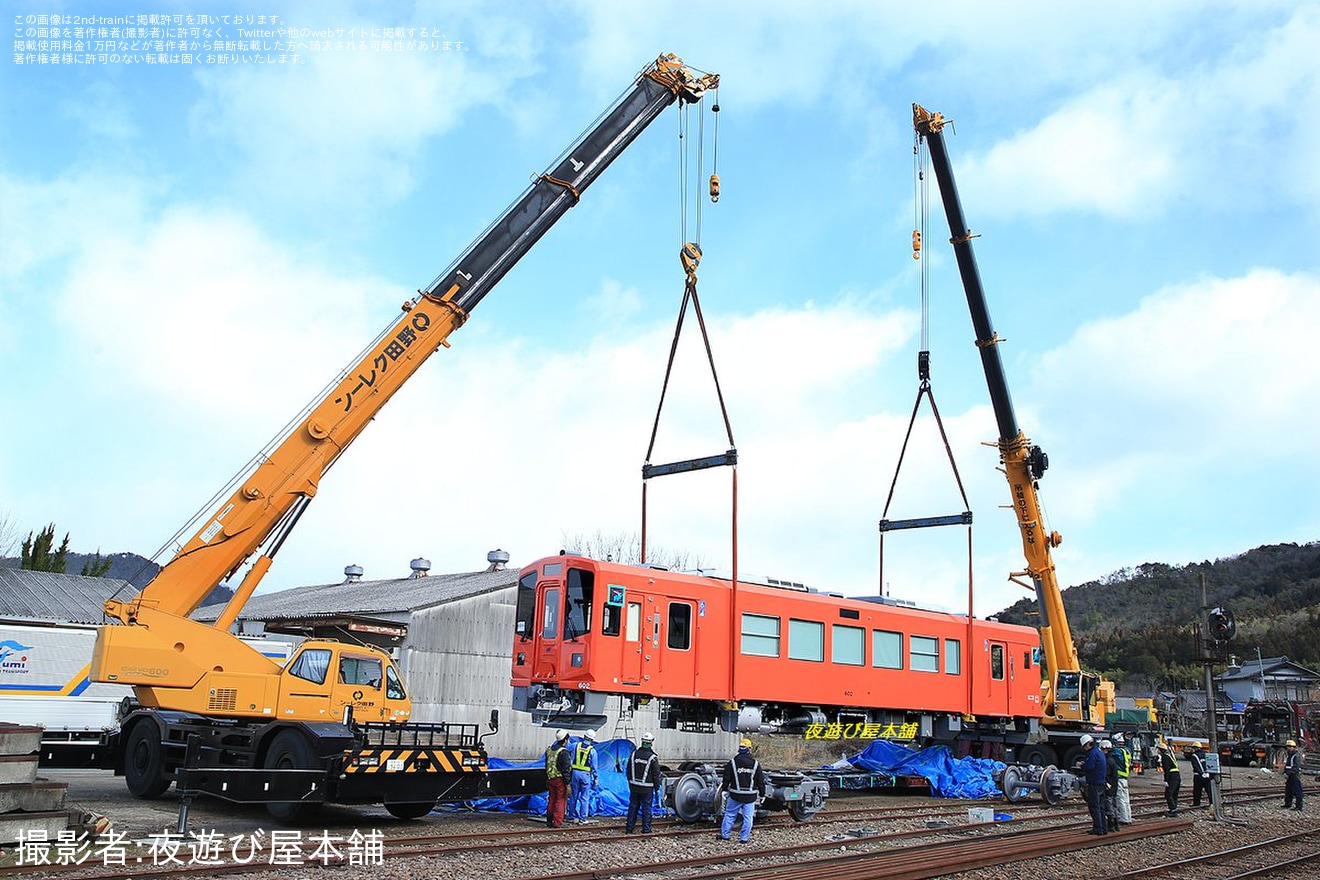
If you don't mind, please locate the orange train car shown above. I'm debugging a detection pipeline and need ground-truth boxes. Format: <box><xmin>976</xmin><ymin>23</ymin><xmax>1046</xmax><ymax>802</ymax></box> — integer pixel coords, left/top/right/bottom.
<box><xmin>511</xmin><ymin>554</ymin><xmax>1044</xmax><ymax>748</ymax></box>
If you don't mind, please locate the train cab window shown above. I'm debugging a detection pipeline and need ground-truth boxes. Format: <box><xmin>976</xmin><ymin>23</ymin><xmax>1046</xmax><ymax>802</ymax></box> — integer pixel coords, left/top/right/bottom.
<box><xmin>667</xmin><ymin>602</ymin><xmax>693</xmax><ymax>650</ymax></box>
<box><xmin>910</xmin><ymin>635</ymin><xmax>939</xmax><ymax>672</ymax></box>
<box><xmin>740</xmin><ymin>613</ymin><xmax>780</xmax><ymax>657</ymax></box>
<box><xmin>564</xmin><ymin>568</ymin><xmax>594</xmax><ymax>640</ymax></box>
<box><xmin>515</xmin><ymin>570</ymin><xmax>537</xmax><ymax>641</ymax></box>
<box><xmin>288</xmin><ymin>648</ymin><xmax>331</xmax><ymax>685</ymax></box>
<box><xmin>944</xmin><ymin>639</ymin><xmax>961</xmax><ymax>675</ymax></box>
<box><xmin>990</xmin><ymin>644</ymin><xmax>1005</xmax><ymax>680</ymax></box>
<box><xmin>872</xmin><ymin>630</ymin><xmax>902</xmax><ymax>669</ymax></box>
<box><xmin>541</xmin><ymin>588</ymin><xmax>561</xmax><ymax>639</ymax></box>
<box><xmin>788</xmin><ymin>619</ymin><xmax>824</xmax><ymax>662</ymax></box>
<box><xmin>831</xmin><ymin>624</ymin><xmax>864</xmax><ymax>666</ymax></box>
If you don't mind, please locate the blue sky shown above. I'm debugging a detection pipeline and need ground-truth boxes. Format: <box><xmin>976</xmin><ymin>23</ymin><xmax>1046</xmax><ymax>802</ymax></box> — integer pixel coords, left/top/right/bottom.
<box><xmin>2</xmin><ymin>1</ymin><xmax>1317</xmax><ymax>617</ymax></box>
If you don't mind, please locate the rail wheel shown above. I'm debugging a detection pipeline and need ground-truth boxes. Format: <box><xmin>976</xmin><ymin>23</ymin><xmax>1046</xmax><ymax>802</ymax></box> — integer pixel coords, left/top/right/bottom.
<box><xmin>123</xmin><ymin>721</ymin><xmax>170</xmax><ymax>799</ymax></box>
<box><xmin>670</xmin><ymin>772</ymin><xmax>712</xmax><ymax>823</ymax></box>
<box><xmin>385</xmin><ymin>800</ymin><xmax>437</xmax><ymax>820</ymax></box>
<box><xmin>1001</xmin><ymin>765</ymin><xmax>1026</xmax><ymax>802</ymax></box>
<box><xmin>264</xmin><ymin>730</ymin><xmax>321</xmax><ymax>823</ymax></box>
<box><xmin>788</xmin><ymin>788</ymin><xmax>825</xmax><ymax>822</ymax></box>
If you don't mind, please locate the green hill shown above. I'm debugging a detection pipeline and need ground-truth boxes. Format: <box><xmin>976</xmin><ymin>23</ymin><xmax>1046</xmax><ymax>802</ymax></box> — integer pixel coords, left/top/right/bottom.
<box><xmin>997</xmin><ymin>541</ymin><xmax>1320</xmax><ymax>693</ymax></box>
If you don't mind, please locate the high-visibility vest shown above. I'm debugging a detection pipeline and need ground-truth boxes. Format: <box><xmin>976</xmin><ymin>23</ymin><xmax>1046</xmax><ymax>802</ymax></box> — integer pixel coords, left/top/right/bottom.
<box><xmin>727</xmin><ymin>758</ymin><xmax>760</xmax><ymax>795</ymax></box>
<box><xmin>572</xmin><ymin>742</ymin><xmax>595</xmax><ymax>772</ymax></box>
<box><xmin>546</xmin><ymin>745</ymin><xmax>566</xmax><ymax>780</ymax></box>
<box><xmin>1116</xmin><ymin>748</ymin><xmax>1131</xmax><ymax>778</ymax></box>
<box><xmin>628</xmin><ymin>751</ymin><xmax>658</xmax><ymax>787</ymax></box>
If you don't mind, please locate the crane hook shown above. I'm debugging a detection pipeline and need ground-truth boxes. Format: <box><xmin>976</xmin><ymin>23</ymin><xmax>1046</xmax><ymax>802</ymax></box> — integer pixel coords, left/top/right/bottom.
<box><xmin>709</xmin><ymin>173</ymin><xmax>720</xmax><ymax>203</ymax></box>
<box><xmin>912</xmin><ymin>229</ymin><xmax>922</xmax><ymax>259</ymax></box>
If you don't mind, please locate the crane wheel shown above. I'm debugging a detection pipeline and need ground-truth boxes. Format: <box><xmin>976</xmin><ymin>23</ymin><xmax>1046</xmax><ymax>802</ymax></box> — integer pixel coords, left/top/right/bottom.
<box><xmin>264</xmin><ymin>730</ymin><xmax>322</xmax><ymax>823</ymax></box>
<box><xmin>123</xmin><ymin>721</ymin><xmax>171</xmax><ymax>799</ymax></box>
<box><xmin>385</xmin><ymin>800</ymin><xmax>438</xmax><ymax>820</ymax></box>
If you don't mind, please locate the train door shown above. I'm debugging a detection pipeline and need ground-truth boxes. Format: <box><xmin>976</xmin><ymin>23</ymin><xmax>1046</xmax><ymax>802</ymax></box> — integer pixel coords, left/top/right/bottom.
<box><xmin>658</xmin><ymin>597</ymin><xmax>698</xmax><ymax>696</ymax></box>
<box><xmin>531</xmin><ymin>579</ymin><xmax>564</xmax><ymax>681</ymax></box>
<box><xmin>986</xmin><ymin>640</ymin><xmax>1011</xmax><ymax>716</ymax></box>
<box><xmin>622</xmin><ymin>597</ymin><xmax>644</xmax><ymax>685</ymax></box>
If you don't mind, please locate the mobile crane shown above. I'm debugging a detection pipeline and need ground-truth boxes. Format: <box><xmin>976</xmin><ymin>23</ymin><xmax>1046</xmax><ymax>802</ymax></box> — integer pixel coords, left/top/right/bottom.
<box><xmin>913</xmin><ymin>105</ymin><xmax>1114</xmax><ymax>797</ymax></box>
<box><xmin>89</xmin><ymin>54</ymin><xmax>719</xmax><ymax>821</ymax></box>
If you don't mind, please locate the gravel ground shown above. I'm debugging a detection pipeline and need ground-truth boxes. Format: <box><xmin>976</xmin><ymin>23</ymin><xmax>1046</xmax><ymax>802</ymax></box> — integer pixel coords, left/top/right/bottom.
<box><xmin>19</xmin><ymin>764</ymin><xmax>1320</xmax><ymax>880</ymax></box>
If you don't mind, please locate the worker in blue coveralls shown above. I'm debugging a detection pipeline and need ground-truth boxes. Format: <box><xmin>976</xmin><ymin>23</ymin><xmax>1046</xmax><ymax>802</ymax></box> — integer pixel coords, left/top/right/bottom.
<box><xmin>567</xmin><ymin>729</ymin><xmax>598</xmax><ymax>824</ymax></box>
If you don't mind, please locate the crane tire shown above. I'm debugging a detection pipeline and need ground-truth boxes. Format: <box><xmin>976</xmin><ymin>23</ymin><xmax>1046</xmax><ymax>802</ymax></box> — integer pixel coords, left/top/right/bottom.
<box><xmin>264</xmin><ymin>729</ymin><xmax>321</xmax><ymax>823</ymax></box>
<box><xmin>123</xmin><ymin>721</ymin><xmax>170</xmax><ymax>799</ymax></box>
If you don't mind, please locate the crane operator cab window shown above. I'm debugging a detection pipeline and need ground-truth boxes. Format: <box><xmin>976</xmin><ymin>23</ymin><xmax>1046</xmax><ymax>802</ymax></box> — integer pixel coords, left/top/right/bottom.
<box><xmin>1055</xmin><ymin>671</ymin><xmax>1082</xmax><ymax>703</ymax></box>
<box><xmin>288</xmin><ymin>648</ymin><xmax>331</xmax><ymax>685</ymax></box>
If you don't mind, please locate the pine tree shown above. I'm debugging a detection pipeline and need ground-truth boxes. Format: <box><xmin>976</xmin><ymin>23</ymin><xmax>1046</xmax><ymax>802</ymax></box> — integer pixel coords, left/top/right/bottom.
<box><xmin>80</xmin><ymin>551</ymin><xmax>112</xmax><ymax>578</ymax></box>
<box><xmin>21</xmin><ymin>523</ymin><xmax>69</xmax><ymax>573</ymax></box>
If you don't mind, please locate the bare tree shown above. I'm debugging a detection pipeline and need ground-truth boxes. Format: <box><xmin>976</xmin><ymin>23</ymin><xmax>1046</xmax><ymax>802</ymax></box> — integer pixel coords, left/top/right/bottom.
<box><xmin>0</xmin><ymin>511</ymin><xmax>15</xmax><ymax>558</ymax></box>
<box><xmin>559</xmin><ymin>529</ymin><xmax>707</xmax><ymax>572</ymax></box>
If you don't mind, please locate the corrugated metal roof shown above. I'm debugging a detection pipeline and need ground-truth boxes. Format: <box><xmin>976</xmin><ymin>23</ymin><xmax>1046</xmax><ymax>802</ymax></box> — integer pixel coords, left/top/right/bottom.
<box><xmin>0</xmin><ymin>567</ymin><xmax>131</xmax><ymax>624</ymax></box>
<box><xmin>1220</xmin><ymin>656</ymin><xmax>1319</xmax><ymax>681</ymax></box>
<box><xmin>192</xmin><ymin>568</ymin><xmax>517</xmax><ymax>622</ymax></box>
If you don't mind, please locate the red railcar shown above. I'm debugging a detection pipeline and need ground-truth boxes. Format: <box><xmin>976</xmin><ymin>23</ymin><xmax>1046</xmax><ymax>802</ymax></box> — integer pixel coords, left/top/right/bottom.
<box><xmin>511</xmin><ymin>554</ymin><xmax>1043</xmax><ymax>747</ymax></box>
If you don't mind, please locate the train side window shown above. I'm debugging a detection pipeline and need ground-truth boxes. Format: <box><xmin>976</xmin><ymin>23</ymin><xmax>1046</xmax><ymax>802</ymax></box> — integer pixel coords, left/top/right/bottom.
<box><xmin>541</xmin><ymin>588</ymin><xmax>561</xmax><ymax>640</ymax></box>
<box><xmin>788</xmin><ymin>619</ymin><xmax>824</xmax><ymax>662</ymax></box>
<box><xmin>740</xmin><ymin>613</ymin><xmax>780</xmax><ymax>657</ymax></box>
<box><xmin>602</xmin><ymin>605</ymin><xmax>621</xmax><ymax>637</ymax></box>
<box><xmin>991</xmin><ymin>644</ymin><xmax>1005</xmax><ymax>680</ymax></box>
<box><xmin>831</xmin><ymin>624</ymin><xmax>864</xmax><ymax>666</ymax></box>
<box><xmin>910</xmin><ymin>635</ymin><xmax>939</xmax><ymax>673</ymax></box>
<box><xmin>944</xmin><ymin>639</ymin><xmax>961</xmax><ymax>675</ymax></box>
<box><xmin>667</xmin><ymin>602</ymin><xmax>693</xmax><ymax>650</ymax></box>
<box><xmin>872</xmin><ymin>630</ymin><xmax>902</xmax><ymax>669</ymax></box>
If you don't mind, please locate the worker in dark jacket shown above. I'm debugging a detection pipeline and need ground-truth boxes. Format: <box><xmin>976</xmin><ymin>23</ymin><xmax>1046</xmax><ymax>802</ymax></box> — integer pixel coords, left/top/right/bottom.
<box><xmin>1283</xmin><ymin>739</ymin><xmax>1305</xmax><ymax>811</ymax></box>
<box><xmin>1079</xmin><ymin>734</ymin><xmax>1108</xmax><ymax>835</ymax></box>
<box><xmin>719</xmin><ymin>738</ymin><xmax>765</xmax><ymax>842</ymax></box>
<box><xmin>1101</xmin><ymin>740</ymin><xmax>1119</xmax><ymax>832</ymax></box>
<box><xmin>1159</xmin><ymin>739</ymin><xmax>1181</xmax><ymax>816</ymax></box>
<box><xmin>1189</xmin><ymin>741</ymin><xmax>1212</xmax><ymax>808</ymax></box>
<box><xmin>625</xmin><ymin>732</ymin><xmax>663</xmax><ymax>833</ymax></box>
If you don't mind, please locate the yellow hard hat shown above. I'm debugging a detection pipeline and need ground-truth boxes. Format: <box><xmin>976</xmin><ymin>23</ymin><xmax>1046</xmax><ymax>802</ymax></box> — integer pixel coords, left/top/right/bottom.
<box><xmin>1287</xmin><ymin>739</ymin><xmax>1298</xmax><ymax>747</ymax></box>
<box><xmin>739</xmin><ymin>738</ymin><xmax>753</xmax><ymax>750</ymax></box>
<box><xmin>1192</xmin><ymin>741</ymin><xmax>1204</xmax><ymax>749</ymax></box>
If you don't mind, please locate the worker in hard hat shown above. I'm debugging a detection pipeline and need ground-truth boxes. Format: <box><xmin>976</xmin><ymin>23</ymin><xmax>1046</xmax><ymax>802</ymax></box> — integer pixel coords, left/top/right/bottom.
<box><xmin>1283</xmin><ymin>739</ymin><xmax>1304</xmax><ymax>811</ymax></box>
<box><xmin>1189</xmin><ymin>741</ymin><xmax>1212</xmax><ymax>808</ymax></box>
<box><xmin>1158</xmin><ymin>739</ymin><xmax>1181</xmax><ymax>816</ymax></box>
<box><xmin>567</xmin><ymin>729</ymin><xmax>599</xmax><ymax>824</ymax></box>
<box><xmin>1079</xmin><ymin>734</ymin><xmax>1108</xmax><ymax>835</ymax></box>
<box><xmin>544</xmin><ymin>729</ymin><xmax>572</xmax><ymax>828</ymax></box>
<box><xmin>718</xmin><ymin>738</ymin><xmax>766</xmax><ymax>842</ymax></box>
<box><xmin>1111</xmin><ymin>732</ymin><xmax>1133</xmax><ymax>825</ymax></box>
<box><xmin>625</xmin><ymin>732</ymin><xmax>662</xmax><ymax>834</ymax></box>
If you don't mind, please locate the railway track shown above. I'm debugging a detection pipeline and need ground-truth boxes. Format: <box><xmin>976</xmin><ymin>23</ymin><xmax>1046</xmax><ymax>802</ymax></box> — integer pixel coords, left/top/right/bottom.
<box><xmin>1099</xmin><ymin>827</ymin><xmax>1320</xmax><ymax>879</ymax></box>
<box><xmin>0</xmin><ymin>787</ymin><xmax>1297</xmax><ymax>880</ymax></box>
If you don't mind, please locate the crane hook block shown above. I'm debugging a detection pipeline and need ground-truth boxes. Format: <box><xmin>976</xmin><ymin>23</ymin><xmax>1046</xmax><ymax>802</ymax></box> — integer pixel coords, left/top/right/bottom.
<box><xmin>709</xmin><ymin>173</ymin><xmax>720</xmax><ymax>203</ymax></box>
<box><xmin>912</xmin><ymin>229</ymin><xmax>922</xmax><ymax>259</ymax></box>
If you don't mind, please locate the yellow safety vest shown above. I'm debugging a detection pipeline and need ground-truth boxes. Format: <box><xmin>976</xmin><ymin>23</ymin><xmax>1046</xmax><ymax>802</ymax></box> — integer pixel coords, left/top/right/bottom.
<box><xmin>546</xmin><ymin>745</ymin><xmax>566</xmax><ymax>780</ymax></box>
<box><xmin>571</xmin><ymin>742</ymin><xmax>595</xmax><ymax>772</ymax></box>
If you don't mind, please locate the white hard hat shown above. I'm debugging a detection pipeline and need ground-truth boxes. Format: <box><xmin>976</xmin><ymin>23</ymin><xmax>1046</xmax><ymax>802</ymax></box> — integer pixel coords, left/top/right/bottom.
<box><xmin>1112</xmin><ymin>733</ymin><xmax>1125</xmax><ymax>743</ymax></box>
<box><xmin>641</xmin><ymin>732</ymin><xmax>655</xmax><ymax>743</ymax></box>
<box><xmin>1080</xmin><ymin>734</ymin><xmax>1094</xmax><ymax>747</ymax></box>
<box><xmin>555</xmin><ymin>728</ymin><xmax>568</xmax><ymax>740</ymax></box>
<box><xmin>584</xmin><ymin>730</ymin><xmax>596</xmax><ymax>741</ymax></box>
<box><xmin>1100</xmin><ymin>739</ymin><xmax>1113</xmax><ymax>750</ymax></box>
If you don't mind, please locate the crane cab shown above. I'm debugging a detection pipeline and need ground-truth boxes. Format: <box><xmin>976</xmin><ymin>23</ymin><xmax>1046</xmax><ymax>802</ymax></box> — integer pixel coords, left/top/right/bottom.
<box><xmin>279</xmin><ymin>641</ymin><xmax>413</xmax><ymax>724</ymax></box>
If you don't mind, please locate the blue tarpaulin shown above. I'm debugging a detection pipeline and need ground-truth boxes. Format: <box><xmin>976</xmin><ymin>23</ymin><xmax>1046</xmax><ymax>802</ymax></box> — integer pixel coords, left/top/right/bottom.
<box><xmin>468</xmin><ymin>737</ymin><xmax>667</xmax><ymax>818</ymax></box>
<box><xmin>838</xmin><ymin>740</ymin><xmax>1004</xmax><ymax>799</ymax></box>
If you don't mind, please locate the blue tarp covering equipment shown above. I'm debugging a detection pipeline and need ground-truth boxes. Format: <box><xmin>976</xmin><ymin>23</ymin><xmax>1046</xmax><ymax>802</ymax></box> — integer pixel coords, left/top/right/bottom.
<box><xmin>469</xmin><ymin>737</ymin><xmax>668</xmax><ymax>818</ymax></box>
<box><xmin>836</xmin><ymin>740</ymin><xmax>1004</xmax><ymax>799</ymax></box>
